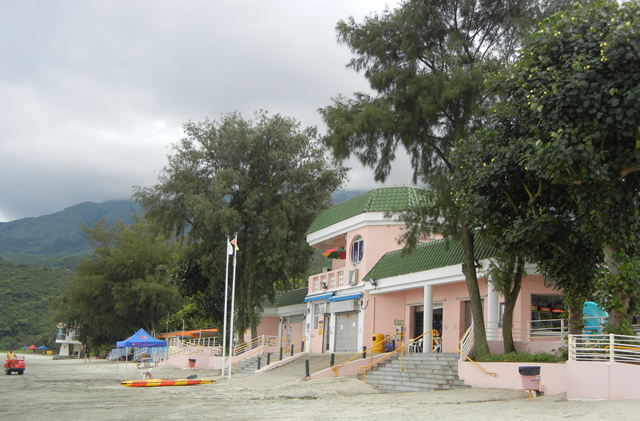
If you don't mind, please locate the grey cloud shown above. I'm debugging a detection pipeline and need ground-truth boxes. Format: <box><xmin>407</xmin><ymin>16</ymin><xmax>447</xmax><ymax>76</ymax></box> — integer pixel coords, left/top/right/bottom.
<box><xmin>0</xmin><ymin>0</ymin><xmax>413</xmax><ymax>222</ymax></box>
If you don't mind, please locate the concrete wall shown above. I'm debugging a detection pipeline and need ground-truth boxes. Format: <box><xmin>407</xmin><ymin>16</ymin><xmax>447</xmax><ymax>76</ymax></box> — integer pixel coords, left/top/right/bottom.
<box><xmin>458</xmin><ymin>361</ymin><xmax>567</xmax><ymax>396</ymax></box>
<box><xmin>459</xmin><ymin>360</ymin><xmax>640</xmax><ymax>400</ymax></box>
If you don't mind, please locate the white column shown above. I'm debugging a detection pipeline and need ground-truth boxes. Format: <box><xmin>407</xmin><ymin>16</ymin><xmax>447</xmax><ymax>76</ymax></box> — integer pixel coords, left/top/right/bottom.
<box><xmin>423</xmin><ymin>285</ymin><xmax>433</xmax><ymax>353</ymax></box>
<box><xmin>487</xmin><ymin>279</ymin><xmax>500</xmax><ymax>341</ymax></box>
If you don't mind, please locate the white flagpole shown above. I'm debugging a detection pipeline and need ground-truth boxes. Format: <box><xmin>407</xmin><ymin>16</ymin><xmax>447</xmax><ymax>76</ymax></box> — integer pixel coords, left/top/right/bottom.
<box><xmin>221</xmin><ymin>236</ymin><xmax>232</xmax><ymax>377</ymax></box>
<box><xmin>228</xmin><ymin>233</ymin><xmax>238</xmax><ymax>380</ymax></box>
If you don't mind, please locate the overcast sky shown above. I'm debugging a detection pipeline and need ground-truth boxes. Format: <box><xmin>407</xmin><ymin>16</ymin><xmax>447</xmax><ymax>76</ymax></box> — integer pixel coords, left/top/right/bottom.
<box><xmin>0</xmin><ymin>0</ymin><xmax>419</xmax><ymax>223</ymax></box>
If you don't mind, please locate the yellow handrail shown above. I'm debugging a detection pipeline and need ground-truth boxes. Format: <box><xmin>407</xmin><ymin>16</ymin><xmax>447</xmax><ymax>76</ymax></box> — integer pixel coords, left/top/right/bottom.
<box><xmin>232</xmin><ymin>336</ymin><xmax>285</xmax><ymax>372</ymax></box>
<box><xmin>282</xmin><ymin>336</ymin><xmax>308</xmax><ymax>356</ymax></box>
<box><xmin>233</xmin><ymin>335</ymin><xmax>274</xmax><ymax>355</ymax></box>
<box><xmin>332</xmin><ymin>332</ymin><xmax>405</xmax><ymax>377</ymax></box>
<box><xmin>455</xmin><ymin>325</ymin><xmax>496</xmax><ymax>377</ymax></box>
<box><xmin>359</xmin><ymin>330</ymin><xmax>439</xmax><ymax>383</ymax></box>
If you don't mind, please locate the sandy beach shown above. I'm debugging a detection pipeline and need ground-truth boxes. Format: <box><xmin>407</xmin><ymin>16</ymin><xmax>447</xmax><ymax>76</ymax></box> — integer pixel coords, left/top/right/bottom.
<box><xmin>2</xmin><ymin>354</ymin><xmax>640</xmax><ymax>420</ymax></box>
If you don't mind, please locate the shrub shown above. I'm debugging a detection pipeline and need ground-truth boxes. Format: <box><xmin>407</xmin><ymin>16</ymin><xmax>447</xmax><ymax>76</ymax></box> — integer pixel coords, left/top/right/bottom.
<box><xmin>474</xmin><ymin>351</ymin><xmax>565</xmax><ymax>363</ymax></box>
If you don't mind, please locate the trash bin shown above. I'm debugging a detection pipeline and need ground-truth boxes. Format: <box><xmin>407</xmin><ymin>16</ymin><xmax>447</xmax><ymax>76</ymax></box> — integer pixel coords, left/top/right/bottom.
<box><xmin>519</xmin><ymin>366</ymin><xmax>540</xmax><ymax>401</ymax></box>
<box><xmin>188</xmin><ymin>358</ymin><xmax>196</xmax><ymax>368</ymax></box>
<box><xmin>372</xmin><ymin>334</ymin><xmax>385</xmax><ymax>353</ymax></box>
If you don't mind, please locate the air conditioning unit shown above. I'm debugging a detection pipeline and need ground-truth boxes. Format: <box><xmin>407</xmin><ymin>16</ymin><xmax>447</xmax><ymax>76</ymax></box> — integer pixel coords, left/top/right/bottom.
<box><xmin>348</xmin><ymin>269</ymin><xmax>358</xmax><ymax>285</ymax></box>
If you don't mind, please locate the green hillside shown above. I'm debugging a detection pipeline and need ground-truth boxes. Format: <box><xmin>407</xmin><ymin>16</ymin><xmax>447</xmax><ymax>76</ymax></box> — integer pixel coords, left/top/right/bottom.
<box><xmin>0</xmin><ymin>200</ymin><xmax>141</xmax><ymax>268</ymax></box>
<box><xmin>0</xmin><ymin>258</ymin><xmax>74</xmax><ymax>350</ymax></box>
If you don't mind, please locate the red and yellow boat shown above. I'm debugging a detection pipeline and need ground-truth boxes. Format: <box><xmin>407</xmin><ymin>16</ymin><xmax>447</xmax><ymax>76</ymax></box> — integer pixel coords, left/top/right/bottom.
<box><xmin>121</xmin><ymin>378</ymin><xmax>215</xmax><ymax>387</ymax></box>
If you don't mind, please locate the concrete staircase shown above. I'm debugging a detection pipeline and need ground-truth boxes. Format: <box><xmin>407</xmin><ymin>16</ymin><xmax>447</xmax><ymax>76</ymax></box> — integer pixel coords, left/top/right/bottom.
<box><xmin>233</xmin><ymin>354</ymin><xmax>270</xmax><ymax>375</ymax></box>
<box><xmin>357</xmin><ymin>353</ymin><xmax>470</xmax><ymax>393</ymax></box>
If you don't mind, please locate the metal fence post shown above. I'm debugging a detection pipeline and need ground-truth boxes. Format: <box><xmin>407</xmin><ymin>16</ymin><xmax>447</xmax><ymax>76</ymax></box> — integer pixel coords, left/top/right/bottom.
<box><xmin>609</xmin><ymin>333</ymin><xmax>615</xmax><ymax>365</ymax></box>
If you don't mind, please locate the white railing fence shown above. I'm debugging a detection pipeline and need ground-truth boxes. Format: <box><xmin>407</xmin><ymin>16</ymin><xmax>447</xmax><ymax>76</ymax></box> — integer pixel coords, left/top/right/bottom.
<box><xmin>484</xmin><ymin>316</ymin><xmax>608</xmax><ymax>344</ymax></box>
<box><xmin>568</xmin><ymin>334</ymin><xmax>640</xmax><ymax>364</ymax></box>
<box><xmin>458</xmin><ymin>320</ymin><xmax>475</xmax><ymax>361</ymax></box>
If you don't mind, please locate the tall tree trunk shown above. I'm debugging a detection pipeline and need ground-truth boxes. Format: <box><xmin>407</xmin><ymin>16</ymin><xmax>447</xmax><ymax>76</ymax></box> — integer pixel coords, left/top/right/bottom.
<box><xmin>501</xmin><ymin>256</ymin><xmax>523</xmax><ymax>354</ymax></box>
<box><xmin>246</xmin><ymin>273</ymin><xmax>258</xmax><ymax>340</ymax></box>
<box><xmin>603</xmin><ymin>245</ymin><xmax>632</xmax><ymax>329</ymax></box>
<box><xmin>460</xmin><ymin>223</ymin><xmax>490</xmax><ymax>357</ymax></box>
<box><xmin>567</xmin><ymin>298</ymin><xmax>584</xmax><ymax>336</ymax></box>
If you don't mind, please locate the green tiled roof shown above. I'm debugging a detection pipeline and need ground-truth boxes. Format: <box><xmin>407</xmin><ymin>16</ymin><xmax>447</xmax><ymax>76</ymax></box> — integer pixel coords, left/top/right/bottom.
<box><xmin>263</xmin><ymin>288</ymin><xmax>308</xmax><ymax>308</ymax></box>
<box><xmin>306</xmin><ymin>187</ymin><xmax>432</xmax><ymax>235</ymax></box>
<box><xmin>364</xmin><ymin>236</ymin><xmax>497</xmax><ymax>281</ymax></box>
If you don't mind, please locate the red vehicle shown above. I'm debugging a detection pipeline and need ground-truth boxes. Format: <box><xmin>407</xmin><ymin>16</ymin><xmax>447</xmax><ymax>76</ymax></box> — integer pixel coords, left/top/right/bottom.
<box><xmin>4</xmin><ymin>357</ymin><xmax>26</xmax><ymax>375</ymax></box>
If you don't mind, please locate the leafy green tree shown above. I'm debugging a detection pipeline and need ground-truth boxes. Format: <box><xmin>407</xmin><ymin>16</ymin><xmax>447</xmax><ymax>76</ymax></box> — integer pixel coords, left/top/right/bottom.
<box><xmin>458</xmin><ymin>1</ymin><xmax>640</xmax><ymax>329</ymax></box>
<box><xmin>320</xmin><ymin>0</ymin><xmax>575</xmax><ymax>356</ymax></box>
<box><xmin>134</xmin><ymin>112</ymin><xmax>345</xmax><ymax>340</ymax></box>
<box><xmin>52</xmin><ymin>217</ymin><xmax>183</xmax><ymax>346</ymax></box>
<box><xmin>451</xmin><ymin>100</ymin><xmax>601</xmax><ymax>336</ymax></box>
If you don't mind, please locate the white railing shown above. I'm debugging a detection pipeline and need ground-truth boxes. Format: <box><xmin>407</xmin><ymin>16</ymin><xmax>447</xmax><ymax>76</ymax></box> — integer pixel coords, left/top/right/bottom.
<box><xmin>569</xmin><ymin>334</ymin><xmax>640</xmax><ymax>364</ymax></box>
<box><xmin>458</xmin><ymin>320</ymin><xmax>475</xmax><ymax>361</ymax></box>
<box><xmin>484</xmin><ymin>316</ymin><xmax>607</xmax><ymax>343</ymax></box>
<box><xmin>232</xmin><ymin>335</ymin><xmax>278</xmax><ymax>357</ymax></box>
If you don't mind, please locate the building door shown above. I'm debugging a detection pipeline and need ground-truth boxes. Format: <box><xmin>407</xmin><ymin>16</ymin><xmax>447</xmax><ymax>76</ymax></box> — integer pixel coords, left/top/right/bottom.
<box><xmin>334</xmin><ymin>312</ymin><xmax>359</xmax><ymax>352</ymax></box>
<box><xmin>325</xmin><ymin>315</ymin><xmax>331</xmax><ymax>352</ymax></box>
<box><xmin>285</xmin><ymin>325</ymin><xmax>292</xmax><ymax>350</ymax></box>
<box><xmin>414</xmin><ymin>306</ymin><xmax>424</xmax><ymax>339</ymax></box>
<box><xmin>463</xmin><ymin>300</ymin><xmax>484</xmax><ymax>337</ymax></box>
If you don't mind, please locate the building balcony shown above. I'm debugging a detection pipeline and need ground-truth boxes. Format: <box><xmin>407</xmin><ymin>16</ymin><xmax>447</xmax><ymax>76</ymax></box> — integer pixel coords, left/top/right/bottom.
<box><xmin>308</xmin><ymin>266</ymin><xmax>360</xmax><ymax>294</ymax></box>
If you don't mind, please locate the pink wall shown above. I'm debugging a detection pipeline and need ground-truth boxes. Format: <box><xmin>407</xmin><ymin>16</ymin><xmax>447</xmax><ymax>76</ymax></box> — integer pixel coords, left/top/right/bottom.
<box><xmin>458</xmin><ymin>361</ymin><xmax>567</xmax><ymax>396</ymax></box>
<box><xmin>308</xmin><ymin>225</ymin><xmax>407</xmax><ymax>294</ymax></box>
<box><xmin>253</xmin><ymin>316</ymin><xmax>278</xmax><ymax>339</ymax></box>
<box><xmin>460</xmin><ymin>360</ymin><xmax>640</xmax><ymax>400</ymax></box>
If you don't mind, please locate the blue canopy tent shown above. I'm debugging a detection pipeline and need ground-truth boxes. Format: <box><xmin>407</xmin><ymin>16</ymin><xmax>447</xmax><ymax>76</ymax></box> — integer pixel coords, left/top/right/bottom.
<box><xmin>117</xmin><ymin>328</ymin><xmax>167</xmax><ymax>348</ymax></box>
<box><xmin>116</xmin><ymin>329</ymin><xmax>167</xmax><ymax>380</ymax></box>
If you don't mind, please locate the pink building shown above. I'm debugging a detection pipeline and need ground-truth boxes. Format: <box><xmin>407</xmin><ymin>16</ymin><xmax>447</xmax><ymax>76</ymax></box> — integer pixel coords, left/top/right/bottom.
<box><xmin>301</xmin><ymin>187</ymin><xmax>565</xmax><ymax>355</ymax></box>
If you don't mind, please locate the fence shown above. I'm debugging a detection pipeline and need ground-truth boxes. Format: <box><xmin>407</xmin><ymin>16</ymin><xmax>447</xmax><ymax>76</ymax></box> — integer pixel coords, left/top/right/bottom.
<box><xmin>568</xmin><ymin>334</ymin><xmax>640</xmax><ymax>364</ymax></box>
<box><xmin>484</xmin><ymin>316</ymin><xmax>608</xmax><ymax>344</ymax></box>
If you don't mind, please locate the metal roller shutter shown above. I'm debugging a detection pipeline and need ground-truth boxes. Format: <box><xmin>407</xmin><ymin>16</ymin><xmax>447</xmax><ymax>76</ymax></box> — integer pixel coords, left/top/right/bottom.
<box><xmin>334</xmin><ymin>312</ymin><xmax>359</xmax><ymax>352</ymax></box>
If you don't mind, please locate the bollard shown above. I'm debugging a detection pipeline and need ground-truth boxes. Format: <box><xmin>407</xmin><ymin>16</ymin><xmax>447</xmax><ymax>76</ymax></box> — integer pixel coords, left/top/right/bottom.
<box><xmin>301</xmin><ymin>341</ymin><xmax>304</xmax><ymax>353</ymax></box>
<box><xmin>279</xmin><ymin>347</ymin><xmax>283</xmax><ymax>361</ymax></box>
<box><xmin>257</xmin><ymin>355</ymin><xmax>261</xmax><ymax>370</ymax></box>
<box><xmin>266</xmin><ymin>353</ymin><xmax>271</xmax><ymax>366</ymax></box>
<box><xmin>305</xmin><ymin>359</ymin><xmax>310</xmax><ymax>378</ymax></box>
<box><xmin>362</xmin><ymin>346</ymin><xmax>367</xmax><ymax>359</ymax></box>
<box><xmin>290</xmin><ymin>346</ymin><xmax>294</xmax><ymax>357</ymax></box>
<box><xmin>330</xmin><ymin>353</ymin><xmax>335</xmax><ymax>367</ymax></box>
<box><xmin>392</xmin><ymin>340</ymin><xmax>396</xmax><ymax>351</ymax></box>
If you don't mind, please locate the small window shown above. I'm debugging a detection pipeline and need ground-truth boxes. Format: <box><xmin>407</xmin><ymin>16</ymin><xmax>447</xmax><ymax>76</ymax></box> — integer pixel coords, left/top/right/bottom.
<box><xmin>330</xmin><ymin>273</ymin><xmax>335</xmax><ymax>288</ymax></box>
<box><xmin>351</xmin><ymin>235</ymin><xmax>364</xmax><ymax>265</ymax></box>
<box><xmin>314</xmin><ymin>302</ymin><xmax>326</xmax><ymax>329</ymax></box>
<box><xmin>314</xmin><ymin>277</ymin><xmax>319</xmax><ymax>291</ymax></box>
<box><xmin>338</xmin><ymin>271</ymin><xmax>344</xmax><ymax>287</ymax></box>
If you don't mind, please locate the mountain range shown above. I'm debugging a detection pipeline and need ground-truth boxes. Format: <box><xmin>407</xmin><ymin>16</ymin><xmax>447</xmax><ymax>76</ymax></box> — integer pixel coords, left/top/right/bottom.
<box><xmin>0</xmin><ymin>200</ymin><xmax>142</xmax><ymax>268</ymax></box>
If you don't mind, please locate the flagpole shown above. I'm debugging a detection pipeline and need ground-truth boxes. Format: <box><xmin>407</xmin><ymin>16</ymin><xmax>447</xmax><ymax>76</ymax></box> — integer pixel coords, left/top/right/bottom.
<box><xmin>228</xmin><ymin>233</ymin><xmax>238</xmax><ymax>380</ymax></box>
<box><xmin>221</xmin><ymin>236</ymin><xmax>231</xmax><ymax>377</ymax></box>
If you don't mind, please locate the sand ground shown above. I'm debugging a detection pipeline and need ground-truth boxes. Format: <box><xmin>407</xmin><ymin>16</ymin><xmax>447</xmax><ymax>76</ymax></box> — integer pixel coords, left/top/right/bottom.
<box><xmin>2</xmin><ymin>354</ymin><xmax>640</xmax><ymax>420</ymax></box>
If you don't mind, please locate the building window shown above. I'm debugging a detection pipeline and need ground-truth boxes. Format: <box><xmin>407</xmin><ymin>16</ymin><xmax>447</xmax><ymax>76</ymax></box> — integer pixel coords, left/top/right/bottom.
<box><xmin>314</xmin><ymin>302</ymin><xmax>326</xmax><ymax>329</ymax></box>
<box><xmin>330</xmin><ymin>273</ymin><xmax>335</xmax><ymax>288</ymax></box>
<box><xmin>351</xmin><ymin>235</ymin><xmax>364</xmax><ymax>265</ymax></box>
<box><xmin>338</xmin><ymin>271</ymin><xmax>344</xmax><ymax>287</ymax></box>
<box><xmin>314</xmin><ymin>277</ymin><xmax>319</xmax><ymax>291</ymax></box>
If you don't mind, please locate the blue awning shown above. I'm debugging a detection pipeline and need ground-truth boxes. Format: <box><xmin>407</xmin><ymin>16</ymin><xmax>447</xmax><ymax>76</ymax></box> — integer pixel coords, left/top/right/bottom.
<box><xmin>304</xmin><ymin>293</ymin><xmax>333</xmax><ymax>303</ymax></box>
<box><xmin>328</xmin><ymin>293</ymin><xmax>361</xmax><ymax>302</ymax></box>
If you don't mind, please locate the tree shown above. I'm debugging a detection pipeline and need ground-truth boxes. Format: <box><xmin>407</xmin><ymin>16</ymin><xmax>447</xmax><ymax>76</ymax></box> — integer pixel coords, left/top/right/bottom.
<box><xmin>52</xmin><ymin>217</ymin><xmax>183</xmax><ymax>346</ymax></box>
<box><xmin>134</xmin><ymin>112</ymin><xmax>345</xmax><ymax>340</ymax></box>
<box><xmin>458</xmin><ymin>1</ymin><xmax>640</xmax><ymax>330</ymax></box>
<box><xmin>320</xmin><ymin>0</ymin><xmax>571</xmax><ymax>356</ymax></box>
<box><xmin>451</xmin><ymin>99</ymin><xmax>601</xmax><ymax>336</ymax></box>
